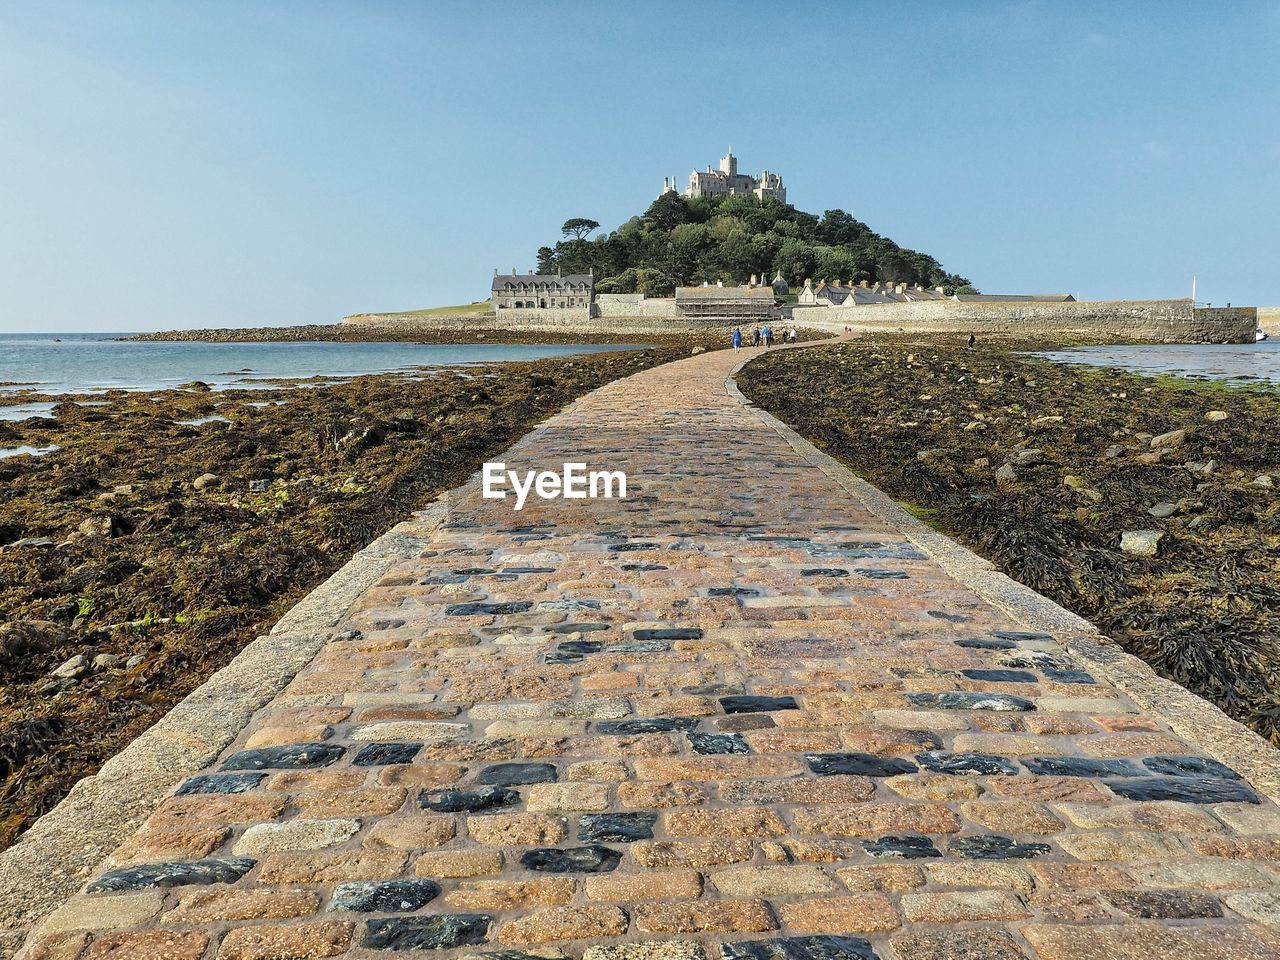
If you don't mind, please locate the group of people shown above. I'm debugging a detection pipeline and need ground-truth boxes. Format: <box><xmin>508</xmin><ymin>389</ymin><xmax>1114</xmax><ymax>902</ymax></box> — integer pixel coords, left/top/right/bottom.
<box><xmin>732</xmin><ymin>324</ymin><xmax>798</xmax><ymax>350</ymax></box>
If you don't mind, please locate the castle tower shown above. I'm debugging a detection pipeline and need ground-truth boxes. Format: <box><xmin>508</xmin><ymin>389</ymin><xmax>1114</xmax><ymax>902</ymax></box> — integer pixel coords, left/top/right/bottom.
<box><xmin>719</xmin><ymin>148</ymin><xmax>737</xmax><ymax>177</ymax></box>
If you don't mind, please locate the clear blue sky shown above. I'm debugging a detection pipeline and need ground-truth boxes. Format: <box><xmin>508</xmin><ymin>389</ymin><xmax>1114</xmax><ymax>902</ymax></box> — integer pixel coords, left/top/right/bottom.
<box><xmin>2</xmin><ymin>1</ymin><xmax>1278</xmax><ymax>332</ymax></box>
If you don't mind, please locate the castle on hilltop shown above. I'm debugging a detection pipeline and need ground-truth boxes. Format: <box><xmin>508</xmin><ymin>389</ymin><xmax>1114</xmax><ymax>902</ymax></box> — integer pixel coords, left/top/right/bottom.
<box><xmin>660</xmin><ymin>149</ymin><xmax>786</xmax><ymax>204</ymax></box>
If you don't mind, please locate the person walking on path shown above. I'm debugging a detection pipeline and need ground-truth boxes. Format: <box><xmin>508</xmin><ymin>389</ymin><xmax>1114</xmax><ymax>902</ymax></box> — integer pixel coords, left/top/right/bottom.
<box><xmin>752</xmin><ymin>327</ymin><xmax>761</xmax><ymax>347</ymax></box>
<box><xmin>789</xmin><ymin>326</ymin><xmax>798</xmax><ymax>343</ymax></box>
<box><xmin>762</xmin><ymin>325</ymin><xmax>772</xmax><ymax>347</ymax></box>
<box><xmin>732</xmin><ymin>327</ymin><xmax>742</xmax><ymax>351</ymax></box>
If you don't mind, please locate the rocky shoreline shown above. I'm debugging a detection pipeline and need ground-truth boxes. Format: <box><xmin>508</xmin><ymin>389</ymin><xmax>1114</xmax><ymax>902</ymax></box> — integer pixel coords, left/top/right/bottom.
<box><xmin>0</xmin><ymin>339</ymin><xmax>720</xmax><ymax>851</ymax></box>
<box><xmin>122</xmin><ymin>321</ymin><xmax>675</xmax><ymax>346</ymax></box>
<box><xmin>739</xmin><ymin>333</ymin><xmax>1280</xmax><ymax>744</ymax></box>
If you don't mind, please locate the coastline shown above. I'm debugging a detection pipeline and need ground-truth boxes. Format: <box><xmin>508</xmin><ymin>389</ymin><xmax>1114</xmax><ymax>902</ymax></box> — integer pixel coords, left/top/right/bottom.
<box><xmin>119</xmin><ymin>320</ymin><xmax>680</xmax><ymax>346</ymax></box>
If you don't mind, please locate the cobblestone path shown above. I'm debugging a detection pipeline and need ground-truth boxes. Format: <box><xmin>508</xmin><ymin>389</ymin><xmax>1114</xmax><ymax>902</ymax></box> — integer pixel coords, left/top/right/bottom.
<box><xmin>20</xmin><ymin>346</ymin><xmax>1280</xmax><ymax>959</ymax></box>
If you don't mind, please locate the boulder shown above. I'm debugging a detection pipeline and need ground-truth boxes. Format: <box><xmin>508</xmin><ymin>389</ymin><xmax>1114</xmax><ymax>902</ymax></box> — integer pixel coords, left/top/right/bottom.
<box><xmin>1255</xmin><ymin>475</ymin><xmax>1274</xmax><ymax>488</ymax></box>
<box><xmin>51</xmin><ymin>654</ymin><xmax>88</xmax><ymax>680</ymax></box>
<box><xmin>995</xmin><ymin>463</ymin><xmax>1017</xmax><ymax>487</ymax></box>
<box><xmin>77</xmin><ymin>513</ymin><xmax>123</xmax><ymax>538</ymax></box>
<box><xmin>1205</xmin><ymin>410</ymin><xmax>1229</xmax><ymax>422</ymax></box>
<box><xmin>1150</xmin><ymin>428</ymin><xmax>1188</xmax><ymax>449</ymax></box>
<box><xmin>1012</xmin><ymin>448</ymin><xmax>1046</xmax><ymax>466</ymax></box>
<box><xmin>193</xmin><ymin>473</ymin><xmax>220</xmax><ymax>490</ymax></box>
<box><xmin>1147</xmin><ymin>502</ymin><xmax>1179</xmax><ymax>519</ymax></box>
<box><xmin>1120</xmin><ymin>530</ymin><xmax>1164</xmax><ymax>557</ymax></box>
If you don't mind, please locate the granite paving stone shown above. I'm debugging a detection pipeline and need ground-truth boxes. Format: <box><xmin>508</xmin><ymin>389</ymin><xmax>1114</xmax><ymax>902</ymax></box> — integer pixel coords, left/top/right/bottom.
<box><xmin>22</xmin><ymin>344</ymin><xmax>1280</xmax><ymax>959</ymax></box>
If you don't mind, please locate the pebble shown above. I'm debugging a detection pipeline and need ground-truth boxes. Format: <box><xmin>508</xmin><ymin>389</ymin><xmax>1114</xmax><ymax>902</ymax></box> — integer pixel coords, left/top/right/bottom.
<box><xmin>50</xmin><ymin>654</ymin><xmax>88</xmax><ymax>679</ymax></box>
<box><xmin>1120</xmin><ymin>529</ymin><xmax>1163</xmax><ymax>557</ymax></box>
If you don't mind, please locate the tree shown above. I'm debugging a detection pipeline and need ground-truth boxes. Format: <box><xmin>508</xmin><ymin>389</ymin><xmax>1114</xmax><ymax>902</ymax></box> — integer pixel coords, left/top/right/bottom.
<box><xmin>561</xmin><ymin>218</ymin><xmax>600</xmax><ymax>241</ymax></box>
<box><xmin>643</xmin><ymin>193</ymin><xmax>690</xmax><ymax>232</ymax></box>
<box><xmin>532</xmin><ymin>194</ymin><xmax>973</xmax><ymax>297</ymax></box>
<box><xmin>773</xmin><ymin>238</ymin><xmax>817</xmax><ymax>287</ymax></box>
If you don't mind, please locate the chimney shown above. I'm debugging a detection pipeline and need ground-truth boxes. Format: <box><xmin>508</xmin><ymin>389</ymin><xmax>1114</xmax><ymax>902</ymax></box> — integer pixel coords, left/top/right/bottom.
<box><xmin>717</xmin><ymin>279</ymin><xmax>723</xmax><ymax>287</ymax></box>
<box><xmin>512</xmin><ymin>267</ymin><xmax>517</xmax><ymax>276</ymax></box>
<box><xmin>493</xmin><ymin>268</ymin><xmax>498</xmax><ymax>277</ymax></box>
<box><xmin>935</xmin><ymin>286</ymin><xmax>945</xmax><ymax>293</ymax></box>
<box><xmin>803</xmin><ymin>278</ymin><xmax>812</xmax><ymax>288</ymax></box>
<box><xmin>860</xmin><ymin>280</ymin><xmax>869</xmax><ymax>288</ymax></box>
<box><xmin>896</xmin><ymin>282</ymin><xmax>906</xmax><ymax>294</ymax></box>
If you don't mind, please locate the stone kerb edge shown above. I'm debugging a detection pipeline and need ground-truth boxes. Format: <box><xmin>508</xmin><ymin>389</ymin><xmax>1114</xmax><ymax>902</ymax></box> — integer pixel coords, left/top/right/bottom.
<box><xmin>726</xmin><ymin>348</ymin><xmax>1280</xmax><ymax>805</ymax></box>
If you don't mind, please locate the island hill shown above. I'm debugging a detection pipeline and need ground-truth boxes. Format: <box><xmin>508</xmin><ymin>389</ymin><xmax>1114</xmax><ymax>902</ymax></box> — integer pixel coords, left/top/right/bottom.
<box><xmin>132</xmin><ymin>150</ymin><xmax>1260</xmax><ymax>344</ymax></box>
<box><xmin>355</xmin><ymin>150</ymin><xmax>1259</xmax><ymax>343</ymax></box>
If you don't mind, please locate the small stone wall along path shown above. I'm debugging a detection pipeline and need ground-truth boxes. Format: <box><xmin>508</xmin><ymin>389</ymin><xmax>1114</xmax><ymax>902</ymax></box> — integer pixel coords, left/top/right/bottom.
<box><xmin>20</xmin><ymin>345</ymin><xmax>1280</xmax><ymax>960</ymax></box>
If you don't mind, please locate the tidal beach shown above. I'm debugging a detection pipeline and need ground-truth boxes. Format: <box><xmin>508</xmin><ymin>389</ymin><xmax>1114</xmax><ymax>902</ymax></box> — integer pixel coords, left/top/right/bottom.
<box><xmin>0</xmin><ymin>336</ymin><xmax>712</xmax><ymax>851</ymax></box>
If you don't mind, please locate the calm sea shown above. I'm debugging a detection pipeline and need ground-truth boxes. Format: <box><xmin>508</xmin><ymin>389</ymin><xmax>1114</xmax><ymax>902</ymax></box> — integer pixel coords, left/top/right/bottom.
<box><xmin>1035</xmin><ymin>341</ymin><xmax>1280</xmax><ymax>386</ymax></box>
<box><xmin>0</xmin><ymin>333</ymin><xmax>638</xmax><ymax>396</ymax></box>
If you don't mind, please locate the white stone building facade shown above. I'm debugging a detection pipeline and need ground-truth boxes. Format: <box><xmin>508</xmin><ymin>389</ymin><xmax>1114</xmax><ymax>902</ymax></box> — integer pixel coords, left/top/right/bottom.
<box><xmin>660</xmin><ymin>150</ymin><xmax>786</xmax><ymax>204</ymax></box>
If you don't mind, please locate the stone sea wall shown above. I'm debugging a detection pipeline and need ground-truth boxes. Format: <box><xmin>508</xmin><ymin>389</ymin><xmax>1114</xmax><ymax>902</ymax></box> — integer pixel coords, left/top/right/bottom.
<box><xmin>791</xmin><ymin>299</ymin><xmax>1257</xmax><ymax>343</ymax></box>
<box><xmin>1259</xmin><ymin>307</ymin><xmax>1280</xmax><ymax>338</ymax></box>
<box><xmin>340</xmin><ymin>299</ymin><xmax>1257</xmax><ymax>344</ymax></box>
<box><xmin>594</xmin><ymin>294</ymin><xmax>682</xmax><ymax>319</ymax></box>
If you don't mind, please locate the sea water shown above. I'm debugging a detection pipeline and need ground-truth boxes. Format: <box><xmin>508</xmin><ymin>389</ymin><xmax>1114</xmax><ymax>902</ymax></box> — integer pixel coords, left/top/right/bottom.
<box><xmin>1035</xmin><ymin>341</ymin><xmax>1280</xmax><ymax>386</ymax></box>
<box><xmin>0</xmin><ymin>333</ymin><xmax>639</xmax><ymax>395</ymax></box>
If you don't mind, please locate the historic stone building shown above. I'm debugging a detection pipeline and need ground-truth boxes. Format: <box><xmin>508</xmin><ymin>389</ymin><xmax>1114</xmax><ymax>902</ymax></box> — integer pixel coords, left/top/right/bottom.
<box><xmin>491</xmin><ymin>269</ymin><xmax>594</xmax><ymax>311</ymax></box>
<box><xmin>660</xmin><ymin>150</ymin><xmax>786</xmax><ymax>204</ymax></box>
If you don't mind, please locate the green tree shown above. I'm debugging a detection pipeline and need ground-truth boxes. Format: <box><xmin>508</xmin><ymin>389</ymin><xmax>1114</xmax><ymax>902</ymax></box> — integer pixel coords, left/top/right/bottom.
<box><xmin>561</xmin><ymin>218</ymin><xmax>600</xmax><ymax>241</ymax></box>
<box><xmin>773</xmin><ymin>238</ymin><xmax>817</xmax><ymax>287</ymax></box>
<box><xmin>643</xmin><ymin>193</ymin><xmax>691</xmax><ymax>232</ymax></box>
<box><xmin>533</xmin><ymin>193</ymin><xmax>973</xmax><ymax>296</ymax></box>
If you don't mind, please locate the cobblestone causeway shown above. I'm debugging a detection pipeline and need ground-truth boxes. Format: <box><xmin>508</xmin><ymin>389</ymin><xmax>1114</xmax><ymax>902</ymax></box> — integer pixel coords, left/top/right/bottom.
<box><xmin>19</xmin><ymin>346</ymin><xmax>1280</xmax><ymax>959</ymax></box>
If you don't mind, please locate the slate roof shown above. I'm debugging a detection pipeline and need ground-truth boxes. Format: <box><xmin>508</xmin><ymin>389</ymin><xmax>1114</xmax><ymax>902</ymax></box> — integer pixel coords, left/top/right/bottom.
<box><xmin>492</xmin><ymin>274</ymin><xmax>594</xmax><ymax>292</ymax></box>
